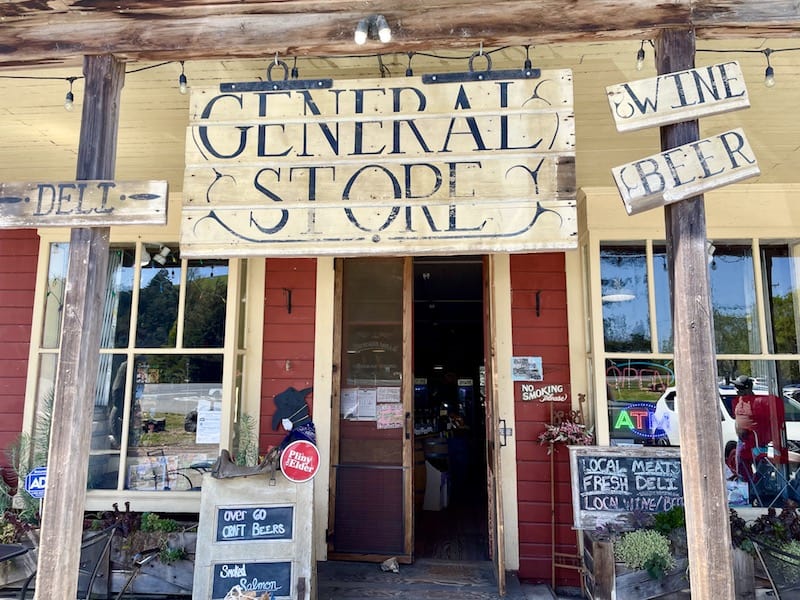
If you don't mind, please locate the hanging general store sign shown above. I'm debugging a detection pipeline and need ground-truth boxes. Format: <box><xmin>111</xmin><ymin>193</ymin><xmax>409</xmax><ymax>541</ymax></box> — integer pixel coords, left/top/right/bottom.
<box><xmin>181</xmin><ymin>71</ymin><xmax>576</xmax><ymax>257</ymax></box>
<box><xmin>0</xmin><ymin>180</ymin><xmax>168</xmax><ymax>227</ymax></box>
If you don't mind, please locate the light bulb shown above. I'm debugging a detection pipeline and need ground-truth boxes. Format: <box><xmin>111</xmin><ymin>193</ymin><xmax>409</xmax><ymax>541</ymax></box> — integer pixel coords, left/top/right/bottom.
<box><xmin>376</xmin><ymin>15</ymin><xmax>391</xmax><ymax>43</ymax></box>
<box><xmin>354</xmin><ymin>18</ymin><xmax>368</xmax><ymax>45</ymax></box>
<box><xmin>636</xmin><ymin>48</ymin><xmax>645</xmax><ymax>71</ymax></box>
<box><xmin>178</xmin><ymin>73</ymin><xmax>188</xmax><ymax>95</ymax></box>
<box><xmin>64</xmin><ymin>91</ymin><xmax>74</xmax><ymax>112</ymax></box>
<box><xmin>764</xmin><ymin>65</ymin><xmax>776</xmax><ymax>87</ymax></box>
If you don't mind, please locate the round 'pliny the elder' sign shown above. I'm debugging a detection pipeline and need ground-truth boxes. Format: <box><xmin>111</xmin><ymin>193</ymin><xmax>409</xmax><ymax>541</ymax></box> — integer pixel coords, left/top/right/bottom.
<box><xmin>280</xmin><ymin>440</ymin><xmax>320</xmax><ymax>483</ymax></box>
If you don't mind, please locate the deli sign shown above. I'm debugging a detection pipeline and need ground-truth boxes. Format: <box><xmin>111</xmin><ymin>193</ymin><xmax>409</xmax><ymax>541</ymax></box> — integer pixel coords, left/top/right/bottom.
<box><xmin>181</xmin><ymin>72</ymin><xmax>577</xmax><ymax>257</ymax></box>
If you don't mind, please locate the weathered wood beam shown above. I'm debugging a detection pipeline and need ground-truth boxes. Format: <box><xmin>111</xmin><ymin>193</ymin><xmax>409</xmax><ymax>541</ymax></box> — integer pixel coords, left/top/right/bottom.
<box><xmin>0</xmin><ymin>0</ymin><xmax>797</xmax><ymax>69</ymax></box>
<box><xmin>658</xmin><ymin>28</ymin><xmax>735</xmax><ymax>600</ymax></box>
<box><xmin>35</xmin><ymin>54</ymin><xmax>124</xmax><ymax>600</ymax></box>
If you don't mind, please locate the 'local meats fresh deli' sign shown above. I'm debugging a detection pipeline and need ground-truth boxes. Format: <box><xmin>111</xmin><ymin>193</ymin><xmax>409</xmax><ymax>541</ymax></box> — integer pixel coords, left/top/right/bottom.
<box><xmin>182</xmin><ymin>71</ymin><xmax>577</xmax><ymax>257</ymax></box>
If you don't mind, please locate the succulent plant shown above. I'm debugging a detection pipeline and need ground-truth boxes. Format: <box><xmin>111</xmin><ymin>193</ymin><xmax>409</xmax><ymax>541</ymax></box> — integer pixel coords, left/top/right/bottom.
<box><xmin>614</xmin><ymin>528</ymin><xmax>677</xmax><ymax>580</ymax></box>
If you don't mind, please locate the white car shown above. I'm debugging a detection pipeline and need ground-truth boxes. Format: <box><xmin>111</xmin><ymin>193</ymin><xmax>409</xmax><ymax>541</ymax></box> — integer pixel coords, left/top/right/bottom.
<box><xmin>652</xmin><ymin>386</ymin><xmax>800</xmax><ymax>452</ymax></box>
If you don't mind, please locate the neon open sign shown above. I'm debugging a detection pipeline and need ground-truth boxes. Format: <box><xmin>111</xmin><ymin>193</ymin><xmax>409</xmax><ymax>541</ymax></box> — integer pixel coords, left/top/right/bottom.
<box><xmin>612</xmin><ymin>402</ymin><xmax>670</xmax><ymax>441</ymax></box>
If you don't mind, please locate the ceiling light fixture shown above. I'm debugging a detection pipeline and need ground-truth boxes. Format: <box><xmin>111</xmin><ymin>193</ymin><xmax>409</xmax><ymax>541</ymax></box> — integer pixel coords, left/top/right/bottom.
<box><xmin>354</xmin><ymin>14</ymin><xmax>392</xmax><ymax>45</ymax></box>
<box><xmin>152</xmin><ymin>245</ymin><xmax>172</xmax><ymax>266</ymax></box>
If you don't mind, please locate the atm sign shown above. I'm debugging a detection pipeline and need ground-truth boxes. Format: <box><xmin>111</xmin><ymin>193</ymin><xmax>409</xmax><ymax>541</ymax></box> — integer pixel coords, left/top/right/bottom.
<box><xmin>611</xmin><ymin>402</ymin><xmax>668</xmax><ymax>441</ymax></box>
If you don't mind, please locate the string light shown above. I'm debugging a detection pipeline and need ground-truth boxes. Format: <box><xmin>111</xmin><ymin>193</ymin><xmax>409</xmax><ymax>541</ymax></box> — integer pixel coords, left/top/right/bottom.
<box><xmin>64</xmin><ymin>77</ymin><xmax>76</xmax><ymax>111</ymax></box>
<box><xmin>178</xmin><ymin>61</ymin><xmax>188</xmax><ymax>94</ymax></box>
<box><xmin>763</xmin><ymin>48</ymin><xmax>775</xmax><ymax>87</ymax></box>
<box><xmin>635</xmin><ymin>40</ymin><xmax>655</xmax><ymax>71</ymax></box>
<box><xmin>0</xmin><ymin>43</ymin><xmax>799</xmax><ymax>108</ymax></box>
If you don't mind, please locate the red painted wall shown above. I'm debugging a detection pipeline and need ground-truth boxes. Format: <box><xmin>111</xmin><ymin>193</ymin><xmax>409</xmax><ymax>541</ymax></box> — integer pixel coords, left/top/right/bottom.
<box><xmin>0</xmin><ymin>229</ymin><xmax>38</xmax><ymax>470</ymax></box>
<box><xmin>510</xmin><ymin>253</ymin><xmax>580</xmax><ymax>586</ymax></box>
<box><xmin>260</xmin><ymin>258</ymin><xmax>317</xmax><ymax>452</ymax></box>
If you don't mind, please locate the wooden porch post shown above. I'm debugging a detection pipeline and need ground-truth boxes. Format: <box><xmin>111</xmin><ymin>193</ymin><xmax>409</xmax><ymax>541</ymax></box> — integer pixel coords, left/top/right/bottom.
<box><xmin>34</xmin><ymin>54</ymin><xmax>125</xmax><ymax>600</ymax></box>
<box><xmin>656</xmin><ymin>29</ymin><xmax>735</xmax><ymax>600</ymax></box>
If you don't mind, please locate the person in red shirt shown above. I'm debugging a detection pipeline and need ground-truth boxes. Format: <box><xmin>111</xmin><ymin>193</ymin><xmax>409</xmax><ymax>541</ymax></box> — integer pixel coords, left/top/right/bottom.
<box><xmin>732</xmin><ymin>375</ymin><xmax>786</xmax><ymax>481</ymax></box>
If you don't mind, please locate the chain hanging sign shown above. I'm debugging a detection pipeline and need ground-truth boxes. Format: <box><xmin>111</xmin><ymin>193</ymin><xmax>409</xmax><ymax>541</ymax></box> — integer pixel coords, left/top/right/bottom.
<box><xmin>181</xmin><ymin>59</ymin><xmax>577</xmax><ymax>257</ymax></box>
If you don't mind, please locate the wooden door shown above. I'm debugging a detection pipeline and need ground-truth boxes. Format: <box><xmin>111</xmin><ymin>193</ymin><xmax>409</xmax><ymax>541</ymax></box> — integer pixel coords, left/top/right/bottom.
<box><xmin>328</xmin><ymin>257</ymin><xmax>414</xmax><ymax>562</ymax></box>
<box><xmin>483</xmin><ymin>256</ymin><xmax>506</xmax><ymax>594</ymax></box>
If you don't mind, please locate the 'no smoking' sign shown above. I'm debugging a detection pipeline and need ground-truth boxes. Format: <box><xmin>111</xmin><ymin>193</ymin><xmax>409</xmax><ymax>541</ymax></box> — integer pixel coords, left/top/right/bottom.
<box><xmin>280</xmin><ymin>440</ymin><xmax>320</xmax><ymax>483</ymax></box>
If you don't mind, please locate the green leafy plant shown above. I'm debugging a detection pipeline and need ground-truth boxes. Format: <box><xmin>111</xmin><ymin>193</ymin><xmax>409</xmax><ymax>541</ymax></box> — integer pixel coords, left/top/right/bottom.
<box><xmin>140</xmin><ymin>512</ymin><xmax>180</xmax><ymax>533</ymax></box>
<box><xmin>652</xmin><ymin>506</ymin><xmax>685</xmax><ymax>536</ymax></box>
<box><xmin>234</xmin><ymin>412</ymin><xmax>259</xmax><ymax>466</ymax></box>
<box><xmin>614</xmin><ymin>529</ymin><xmax>677</xmax><ymax>580</ymax></box>
<box><xmin>158</xmin><ymin>544</ymin><xmax>187</xmax><ymax>564</ymax></box>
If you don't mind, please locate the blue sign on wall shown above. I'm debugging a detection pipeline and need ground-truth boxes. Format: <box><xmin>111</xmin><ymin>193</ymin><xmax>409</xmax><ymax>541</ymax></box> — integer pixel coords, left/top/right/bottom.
<box><xmin>24</xmin><ymin>466</ymin><xmax>47</xmax><ymax>499</ymax></box>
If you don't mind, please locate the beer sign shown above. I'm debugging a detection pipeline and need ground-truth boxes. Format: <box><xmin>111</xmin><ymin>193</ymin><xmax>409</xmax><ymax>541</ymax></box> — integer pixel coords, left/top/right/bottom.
<box><xmin>612</xmin><ymin>128</ymin><xmax>760</xmax><ymax>215</ymax></box>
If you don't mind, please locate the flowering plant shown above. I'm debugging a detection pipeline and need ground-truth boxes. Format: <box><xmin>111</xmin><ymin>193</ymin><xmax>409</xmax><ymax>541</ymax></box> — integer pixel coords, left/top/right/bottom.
<box><xmin>538</xmin><ymin>420</ymin><xmax>594</xmax><ymax>453</ymax></box>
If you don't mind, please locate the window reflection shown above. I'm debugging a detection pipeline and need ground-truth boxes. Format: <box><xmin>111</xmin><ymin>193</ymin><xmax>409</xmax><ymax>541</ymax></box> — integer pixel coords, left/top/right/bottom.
<box><xmin>89</xmin><ymin>354</ymin><xmax>222</xmax><ymax>491</ymax></box>
<box><xmin>600</xmin><ymin>245</ymin><xmax>650</xmax><ymax>352</ymax></box>
<box><xmin>710</xmin><ymin>245</ymin><xmax>759</xmax><ymax>354</ymax></box>
<box><xmin>42</xmin><ymin>243</ymin><xmax>69</xmax><ymax>349</ymax></box>
<box><xmin>653</xmin><ymin>245</ymin><xmax>672</xmax><ymax>353</ymax></box>
<box><xmin>184</xmin><ymin>259</ymin><xmax>228</xmax><ymax>348</ymax></box>
<box><xmin>136</xmin><ymin>251</ymin><xmax>181</xmax><ymax>348</ymax></box>
<box><xmin>762</xmin><ymin>245</ymin><xmax>799</xmax><ymax>354</ymax></box>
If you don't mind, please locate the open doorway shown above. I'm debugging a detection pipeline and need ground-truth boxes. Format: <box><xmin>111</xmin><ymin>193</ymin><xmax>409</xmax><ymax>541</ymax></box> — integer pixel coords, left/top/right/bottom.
<box><xmin>412</xmin><ymin>256</ymin><xmax>489</xmax><ymax>561</ymax></box>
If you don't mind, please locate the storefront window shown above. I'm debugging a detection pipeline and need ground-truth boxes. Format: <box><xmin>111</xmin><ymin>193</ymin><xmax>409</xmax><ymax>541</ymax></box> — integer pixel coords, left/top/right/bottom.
<box><xmin>598</xmin><ymin>240</ymin><xmax>800</xmax><ymax>454</ymax></box>
<box><xmin>36</xmin><ymin>242</ymin><xmax>230</xmax><ymax>493</ymax></box>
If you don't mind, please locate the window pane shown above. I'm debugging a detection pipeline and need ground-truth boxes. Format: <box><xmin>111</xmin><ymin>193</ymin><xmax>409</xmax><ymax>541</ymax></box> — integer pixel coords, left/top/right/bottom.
<box><xmin>42</xmin><ymin>243</ymin><xmax>69</xmax><ymax>349</ymax></box>
<box><xmin>103</xmin><ymin>247</ymin><xmax>135</xmax><ymax>349</ymax></box>
<box><xmin>710</xmin><ymin>245</ymin><xmax>759</xmax><ymax>353</ymax></box>
<box><xmin>605</xmin><ymin>358</ymin><xmax>675</xmax><ymax>445</ymax></box>
<box><xmin>184</xmin><ymin>259</ymin><xmax>228</xmax><ymax>348</ymax></box>
<box><xmin>342</xmin><ymin>259</ymin><xmax>404</xmax><ymax>385</ymax></box>
<box><xmin>600</xmin><ymin>245</ymin><xmax>650</xmax><ymax>352</ymax></box>
<box><xmin>125</xmin><ymin>354</ymin><xmax>222</xmax><ymax>491</ymax></box>
<box><xmin>762</xmin><ymin>245</ymin><xmax>800</xmax><ymax>354</ymax></box>
<box><xmin>653</xmin><ymin>245</ymin><xmax>673</xmax><ymax>353</ymax></box>
<box><xmin>136</xmin><ymin>252</ymin><xmax>181</xmax><ymax>348</ymax></box>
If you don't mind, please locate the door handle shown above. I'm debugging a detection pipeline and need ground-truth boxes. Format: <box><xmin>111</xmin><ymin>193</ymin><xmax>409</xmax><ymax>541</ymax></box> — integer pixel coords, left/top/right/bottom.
<box><xmin>499</xmin><ymin>419</ymin><xmax>512</xmax><ymax>447</ymax></box>
<box><xmin>405</xmin><ymin>411</ymin><xmax>411</xmax><ymax>440</ymax></box>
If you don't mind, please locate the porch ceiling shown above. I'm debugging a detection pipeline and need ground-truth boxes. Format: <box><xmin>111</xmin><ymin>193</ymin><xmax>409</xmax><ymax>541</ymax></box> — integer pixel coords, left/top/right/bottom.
<box><xmin>0</xmin><ymin>2</ymin><xmax>797</xmax><ymax>196</ymax></box>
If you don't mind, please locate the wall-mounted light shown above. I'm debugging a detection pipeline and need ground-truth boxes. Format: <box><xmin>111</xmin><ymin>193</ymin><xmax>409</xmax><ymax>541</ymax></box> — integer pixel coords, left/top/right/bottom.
<box><xmin>354</xmin><ymin>14</ymin><xmax>392</xmax><ymax>45</ymax></box>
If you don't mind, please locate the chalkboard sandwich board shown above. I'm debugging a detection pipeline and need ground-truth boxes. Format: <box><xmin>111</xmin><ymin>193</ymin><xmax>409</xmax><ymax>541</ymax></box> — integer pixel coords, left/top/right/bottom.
<box><xmin>569</xmin><ymin>446</ymin><xmax>684</xmax><ymax>529</ymax></box>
